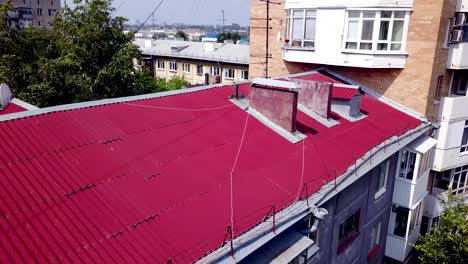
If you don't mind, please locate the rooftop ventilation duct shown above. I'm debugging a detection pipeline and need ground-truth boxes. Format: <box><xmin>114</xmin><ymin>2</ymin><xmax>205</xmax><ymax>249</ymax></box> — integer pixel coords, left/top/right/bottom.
<box><xmin>0</xmin><ymin>83</ymin><xmax>13</xmax><ymax>110</ymax></box>
<box><xmin>331</xmin><ymin>85</ymin><xmax>365</xmax><ymax>119</ymax></box>
<box><xmin>290</xmin><ymin>79</ymin><xmax>333</xmax><ymax>119</ymax></box>
<box><xmin>204</xmin><ymin>43</ymin><xmax>215</xmax><ymax>52</ymax></box>
<box><xmin>250</xmin><ymin>79</ymin><xmax>299</xmax><ymax>133</ymax></box>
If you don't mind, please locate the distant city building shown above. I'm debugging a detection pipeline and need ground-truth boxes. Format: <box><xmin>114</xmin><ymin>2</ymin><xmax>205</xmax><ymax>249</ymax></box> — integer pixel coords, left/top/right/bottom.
<box><xmin>1</xmin><ymin>0</ymin><xmax>61</xmax><ymax>28</ymax></box>
<box><xmin>134</xmin><ymin>39</ymin><xmax>249</xmax><ymax>85</ymax></box>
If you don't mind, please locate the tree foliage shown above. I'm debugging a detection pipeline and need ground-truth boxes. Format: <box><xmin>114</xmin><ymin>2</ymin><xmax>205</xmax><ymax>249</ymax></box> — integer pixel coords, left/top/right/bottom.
<box><xmin>415</xmin><ymin>193</ymin><xmax>468</xmax><ymax>264</ymax></box>
<box><xmin>174</xmin><ymin>30</ymin><xmax>188</xmax><ymax>41</ymax></box>
<box><xmin>217</xmin><ymin>32</ymin><xmax>241</xmax><ymax>43</ymax></box>
<box><xmin>0</xmin><ymin>0</ymin><xmax>186</xmax><ymax>107</ymax></box>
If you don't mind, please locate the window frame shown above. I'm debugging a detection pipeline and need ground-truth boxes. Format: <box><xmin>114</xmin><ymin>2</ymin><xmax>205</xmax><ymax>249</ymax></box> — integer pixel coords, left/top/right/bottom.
<box><xmin>375</xmin><ymin>160</ymin><xmax>390</xmax><ymax>199</ymax></box>
<box><xmin>196</xmin><ymin>65</ymin><xmax>203</xmax><ymax>76</ymax></box>
<box><xmin>224</xmin><ymin>68</ymin><xmax>235</xmax><ymax>79</ymax></box>
<box><xmin>337</xmin><ymin>209</ymin><xmax>360</xmax><ymax>253</ymax></box>
<box><xmin>451</xmin><ymin>165</ymin><xmax>468</xmax><ymax>195</ymax></box>
<box><xmin>461</xmin><ymin>121</ymin><xmax>468</xmax><ymax>154</ymax></box>
<box><xmin>157</xmin><ymin>60</ymin><xmax>165</xmax><ymax>70</ymax></box>
<box><xmin>241</xmin><ymin>70</ymin><xmax>249</xmax><ymax>80</ymax></box>
<box><xmin>368</xmin><ymin>221</ymin><xmax>382</xmax><ymax>256</ymax></box>
<box><xmin>169</xmin><ymin>61</ymin><xmax>178</xmax><ymax>72</ymax></box>
<box><xmin>182</xmin><ymin>63</ymin><xmax>191</xmax><ymax>73</ymax></box>
<box><xmin>343</xmin><ymin>9</ymin><xmax>409</xmax><ymax>54</ymax></box>
<box><xmin>399</xmin><ymin>149</ymin><xmax>417</xmax><ymax>181</ymax></box>
<box><xmin>451</xmin><ymin>70</ymin><xmax>468</xmax><ymax>96</ymax></box>
<box><xmin>285</xmin><ymin>9</ymin><xmax>317</xmax><ymax>49</ymax></box>
<box><xmin>210</xmin><ymin>67</ymin><xmax>220</xmax><ymax>76</ymax></box>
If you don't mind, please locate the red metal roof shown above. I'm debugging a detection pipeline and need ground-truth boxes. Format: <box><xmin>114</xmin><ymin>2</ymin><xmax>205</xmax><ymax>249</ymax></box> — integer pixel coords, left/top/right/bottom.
<box><xmin>0</xmin><ymin>102</ymin><xmax>26</xmax><ymax>115</ymax></box>
<box><xmin>332</xmin><ymin>87</ymin><xmax>359</xmax><ymax>100</ymax></box>
<box><xmin>0</xmin><ymin>72</ymin><xmax>422</xmax><ymax>263</ymax></box>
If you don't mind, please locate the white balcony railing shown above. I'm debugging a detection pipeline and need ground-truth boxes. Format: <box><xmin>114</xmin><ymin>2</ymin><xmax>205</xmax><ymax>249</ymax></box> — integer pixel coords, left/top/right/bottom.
<box><xmin>393</xmin><ymin>171</ymin><xmax>429</xmax><ymax>208</ymax></box>
<box><xmin>457</xmin><ymin>0</ymin><xmax>468</xmax><ymax>12</ymax></box>
<box><xmin>385</xmin><ymin>228</ymin><xmax>419</xmax><ymax>262</ymax></box>
<box><xmin>434</xmin><ymin>96</ymin><xmax>468</xmax><ymax>171</ymax></box>
<box><xmin>448</xmin><ymin>43</ymin><xmax>468</xmax><ymax>69</ymax></box>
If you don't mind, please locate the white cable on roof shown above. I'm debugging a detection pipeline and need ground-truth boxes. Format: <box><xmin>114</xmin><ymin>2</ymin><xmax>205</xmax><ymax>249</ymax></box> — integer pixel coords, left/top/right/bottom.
<box><xmin>123</xmin><ymin>102</ymin><xmax>235</xmax><ymax>111</ymax></box>
<box><xmin>296</xmin><ymin>140</ymin><xmax>305</xmax><ymax>201</ymax></box>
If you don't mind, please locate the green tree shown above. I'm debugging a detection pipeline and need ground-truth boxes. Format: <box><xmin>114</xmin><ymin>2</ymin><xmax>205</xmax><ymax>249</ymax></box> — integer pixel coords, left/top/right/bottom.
<box><xmin>0</xmin><ymin>0</ymin><xmax>144</xmax><ymax>107</ymax></box>
<box><xmin>217</xmin><ymin>32</ymin><xmax>241</xmax><ymax>43</ymax></box>
<box><xmin>415</xmin><ymin>193</ymin><xmax>468</xmax><ymax>264</ymax></box>
<box><xmin>174</xmin><ymin>30</ymin><xmax>188</xmax><ymax>41</ymax></box>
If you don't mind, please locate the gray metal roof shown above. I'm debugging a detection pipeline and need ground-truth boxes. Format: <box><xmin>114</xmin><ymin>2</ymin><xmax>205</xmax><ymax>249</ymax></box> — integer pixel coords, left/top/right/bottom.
<box><xmin>134</xmin><ymin>39</ymin><xmax>249</xmax><ymax>65</ymax></box>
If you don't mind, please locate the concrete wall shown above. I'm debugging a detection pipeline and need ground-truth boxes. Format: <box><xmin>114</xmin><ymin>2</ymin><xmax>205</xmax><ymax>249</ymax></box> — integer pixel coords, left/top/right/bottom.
<box><xmin>307</xmin><ymin>153</ymin><xmax>398</xmax><ymax>264</ymax></box>
<box><xmin>249</xmin><ymin>0</ymin><xmax>458</xmax><ymax>120</ymax></box>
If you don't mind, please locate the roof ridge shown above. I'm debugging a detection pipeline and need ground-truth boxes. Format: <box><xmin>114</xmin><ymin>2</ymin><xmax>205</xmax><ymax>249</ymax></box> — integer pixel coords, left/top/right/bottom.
<box><xmin>0</xmin><ymin>82</ymin><xmax>246</xmax><ymax>123</ymax></box>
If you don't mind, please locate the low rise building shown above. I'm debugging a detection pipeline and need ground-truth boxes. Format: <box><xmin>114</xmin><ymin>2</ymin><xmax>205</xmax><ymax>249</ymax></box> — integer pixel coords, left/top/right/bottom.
<box><xmin>0</xmin><ymin>69</ymin><xmax>433</xmax><ymax>264</ymax></box>
<box><xmin>134</xmin><ymin>39</ymin><xmax>250</xmax><ymax>85</ymax></box>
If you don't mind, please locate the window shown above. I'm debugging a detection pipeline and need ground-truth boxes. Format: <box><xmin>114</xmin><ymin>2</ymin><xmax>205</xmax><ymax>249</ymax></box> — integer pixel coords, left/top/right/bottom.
<box><xmin>169</xmin><ymin>61</ymin><xmax>178</xmax><ymax>71</ymax></box>
<box><xmin>37</xmin><ymin>0</ymin><xmax>40</xmax><ymax>4</ymax></box>
<box><xmin>451</xmin><ymin>70</ymin><xmax>468</xmax><ymax>96</ymax></box>
<box><xmin>182</xmin><ymin>63</ymin><xmax>190</xmax><ymax>73</ymax></box>
<box><xmin>210</xmin><ymin>67</ymin><xmax>220</xmax><ymax>76</ymax></box>
<box><xmin>36</xmin><ymin>8</ymin><xmax>42</xmax><ymax>16</ymax></box>
<box><xmin>399</xmin><ymin>150</ymin><xmax>417</xmax><ymax>180</ymax></box>
<box><xmin>435</xmin><ymin>75</ymin><xmax>443</xmax><ymax>101</ymax></box>
<box><xmin>345</xmin><ymin>10</ymin><xmax>408</xmax><ymax>52</ymax></box>
<box><xmin>224</xmin><ymin>68</ymin><xmax>235</xmax><ymax>79</ymax></box>
<box><xmin>51</xmin><ymin>0</ymin><xmax>54</xmax><ymax>5</ymax></box>
<box><xmin>338</xmin><ymin>209</ymin><xmax>360</xmax><ymax>252</ymax></box>
<box><xmin>368</xmin><ymin>222</ymin><xmax>381</xmax><ymax>255</ymax></box>
<box><xmin>196</xmin><ymin>65</ymin><xmax>203</xmax><ymax>75</ymax></box>
<box><xmin>452</xmin><ymin>165</ymin><xmax>468</xmax><ymax>195</ymax></box>
<box><xmin>375</xmin><ymin>160</ymin><xmax>390</xmax><ymax>199</ymax></box>
<box><xmin>419</xmin><ymin>148</ymin><xmax>435</xmax><ymax>176</ymax></box>
<box><xmin>285</xmin><ymin>9</ymin><xmax>316</xmax><ymax>48</ymax></box>
<box><xmin>157</xmin><ymin>60</ymin><xmax>165</xmax><ymax>69</ymax></box>
<box><xmin>461</xmin><ymin>121</ymin><xmax>468</xmax><ymax>153</ymax></box>
<box><xmin>241</xmin><ymin>70</ymin><xmax>249</xmax><ymax>80</ymax></box>
<box><xmin>392</xmin><ymin>205</ymin><xmax>409</xmax><ymax>237</ymax></box>
<box><xmin>450</xmin><ymin>13</ymin><xmax>468</xmax><ymax>43</ymax></box>
<box><xmin>48</xmin><ymin>9</ymin><xmax>56</xmax><ymax>16</ymax></box>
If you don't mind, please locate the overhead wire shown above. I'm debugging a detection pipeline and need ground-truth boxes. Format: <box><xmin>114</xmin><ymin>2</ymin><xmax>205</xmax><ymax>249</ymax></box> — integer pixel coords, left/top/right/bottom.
<box><xmin>135</xmin><ymin>0</ymin><xmax>168</xmax><ymax>33</ymax></box>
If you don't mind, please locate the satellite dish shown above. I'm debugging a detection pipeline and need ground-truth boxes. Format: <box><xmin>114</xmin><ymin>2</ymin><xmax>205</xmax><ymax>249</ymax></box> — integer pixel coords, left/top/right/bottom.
<box><xmin>0</xmin><ymin>83</ymin><xmax>13</xmax><ymax>110</ymax></box>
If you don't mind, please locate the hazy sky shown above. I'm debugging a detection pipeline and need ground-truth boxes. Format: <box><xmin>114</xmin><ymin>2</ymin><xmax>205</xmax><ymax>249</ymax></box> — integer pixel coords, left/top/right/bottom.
<box><xmin>63</xmin><ymin>0</ymin><xmax>251</xmax><ymax>26</ymax></box>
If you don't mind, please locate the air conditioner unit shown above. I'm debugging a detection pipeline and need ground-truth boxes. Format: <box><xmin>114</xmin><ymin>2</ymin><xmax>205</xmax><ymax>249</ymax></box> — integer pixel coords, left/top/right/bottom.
<box><xmin>454</xmin><ymin>13</ymin><xmax>466</xmax><ymax>26</ymax></box>
<box><xmin>0</xmin><ymin>83</ymin><xmax>13</xmax><ymax>110</ymax></box>
<box><xmin>450</xmin><ymin>30</ymin><xmax>464</xmax><ymax>44</ymax></box>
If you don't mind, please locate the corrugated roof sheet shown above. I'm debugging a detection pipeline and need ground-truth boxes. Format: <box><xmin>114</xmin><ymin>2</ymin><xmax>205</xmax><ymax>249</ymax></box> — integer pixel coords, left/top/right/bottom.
<box><xmin>0</xmin><ymin>72</ymin><xmax>422</xmax><ymax>263</ymax></box>
<box><xmin>332</xmin><ymin>87</ymin><xmax>358</xmax><ymax>100</ymax></box>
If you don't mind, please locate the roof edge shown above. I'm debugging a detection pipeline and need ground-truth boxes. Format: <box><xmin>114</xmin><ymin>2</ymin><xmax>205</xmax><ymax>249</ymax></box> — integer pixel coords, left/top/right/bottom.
<box><xmin>0</xmin><ymin>81</ymin><xmax>248</xmax><ymax>122</ymax></box>
<box><xmin>198</xmin><ymin>122</ymin><xmax>431</xmax><ymax>264</ymax></box>
<box><xmin>317</xmin><ymin>68</ymin><xmax>429</xmax><ymax>122</ymax></box>
<box><xmin>11</xmin><ymin>98</ymin><xmax>39</xmax><ymax>110</ymax></box>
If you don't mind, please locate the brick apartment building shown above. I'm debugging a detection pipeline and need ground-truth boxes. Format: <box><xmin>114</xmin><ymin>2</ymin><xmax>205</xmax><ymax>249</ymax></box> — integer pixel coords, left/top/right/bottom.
<box><xmin>249</xmin><ymin>0</ymin><xmax>468</xmax><ymax>262</ymax></box>
<box><xmin>1</xmin><ymin>0</ymin><xmax>60</xmax><ymax>28</ymax></box>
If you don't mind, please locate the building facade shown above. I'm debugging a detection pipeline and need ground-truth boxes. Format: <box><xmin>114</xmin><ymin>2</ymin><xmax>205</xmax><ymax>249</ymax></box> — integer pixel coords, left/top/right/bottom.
<box><xmin>135</xmin><ymin>39</ymin><xmax>250</xmax><ymax>85</ymax></box>
<box><xmin>249</xmin><ymin>0</ymin><xmax>468</xmax><ymax>262</ymax></box>
<box><xmin>2</xmin><ymin>0</ymin><xmax>60</xmax><ymax>28</ymax></box>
